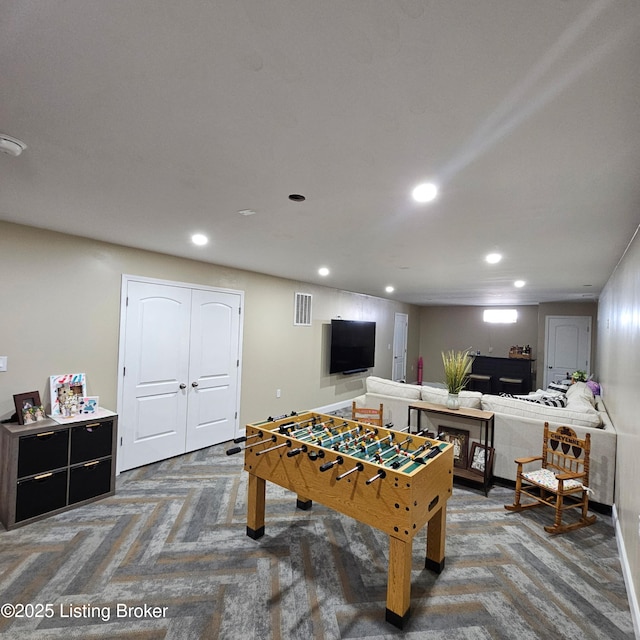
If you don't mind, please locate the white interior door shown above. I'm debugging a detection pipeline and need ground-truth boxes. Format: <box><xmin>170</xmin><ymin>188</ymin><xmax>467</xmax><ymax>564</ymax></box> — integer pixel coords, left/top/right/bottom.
<box><xmin>120</xmin><ymin>281</ymin><xmax>191</xmax><ymax>470</ymax></box>
<box><xmin>119</xmin><ymin>277</ymin><xmax>243</xmax><ymax>472</ymax></box>
<box><xmin>392</xmin><ymin>313</ymin><xmax>408</xmax><ymax>382</ymax></box>
<box><xmin>186</xmin><ymin>289</ymin><xmax>241</xmax><ymax>451</ymax></box>
<box><xmin>544</xmin><ymin>316</ymin><xmax>591</xmax><ymax>388</ymax></box>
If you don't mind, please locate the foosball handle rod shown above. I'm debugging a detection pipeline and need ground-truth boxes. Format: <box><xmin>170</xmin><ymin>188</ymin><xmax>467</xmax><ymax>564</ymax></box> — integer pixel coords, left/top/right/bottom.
<box><xmin>256</xmin><ymin>439</ymin><xmax>292</xmax><ymax>456</ymax></box>
<box><xmin>226</xmin><ymin>434</ymin><xmax>277</xmax><ymax>455</ymax></box>
<box><xmin>405</xmin><ymin>444</ymin><xmax>444</xmax><ymax>466</ymax></box>
<box><xmin>366</xmin><ymin>469</ymin><xmax>387</xmax><ymax>485</ymax></box>
<box><xmin>267</xmin><ymin>411</ymin><xmax>298</xmax><ymax>421</ymax></box>
<box><xmin>233</xmin><ymin>431</ymin><xmax>263</xmax><ymax>444</ymax></box>
<box><xmin>286</xmin><ymin>444</ymin><xmax>308</xmax><ymax>457</ymax></box>
<box><xmin>319</xmin><ymin>456</ymin><xmax>343</xmax><ymax>472</ymax></box>
<box><xmin>278</xmin><ymin>416</ymin><xmax>317</xmax><ymax>434</ymax></box>
<box><xmin>336</xmin><ymin>462</ymin><xmax>363</xmax><ymax>480</ymax></box>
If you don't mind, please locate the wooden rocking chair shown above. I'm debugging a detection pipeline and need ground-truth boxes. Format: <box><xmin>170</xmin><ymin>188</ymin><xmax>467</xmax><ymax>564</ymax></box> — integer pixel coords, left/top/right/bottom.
<box><xmin>505</xmin><ymin>422</ymin><xmax>597</xmax><ymax>534</ymax></box>
<box><xmin>351</xmin><ymin>402</ymin><xmax>383</xmax><ymax>427</ymax></box>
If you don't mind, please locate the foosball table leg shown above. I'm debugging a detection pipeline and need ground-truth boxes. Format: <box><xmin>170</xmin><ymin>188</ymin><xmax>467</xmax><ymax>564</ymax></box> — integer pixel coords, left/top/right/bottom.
<box><xmin>385</xmin><ymin>535</ymin><xmax>412</xmax><ymax>629</ymax></box>
<box><xmin>246</xmin><ymin>473</ymin><xmax>266</xmax><ymax>539</ymax></box>
<box><xmin>425</xmin><ymin>505</ymin><xmax>446</xmax><ymax>573</ymax></box>
<box><xmin>296</xmin><ymin>496</ymin><xmax>313</xmax><ymax>510</ymax></box>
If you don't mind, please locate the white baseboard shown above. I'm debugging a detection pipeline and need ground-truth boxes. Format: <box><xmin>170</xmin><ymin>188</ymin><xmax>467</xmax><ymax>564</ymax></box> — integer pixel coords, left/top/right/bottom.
<box><xmin>613</xmin><ymin>504</ymin><xmax>640</xmax><ymax>639</ymax></box>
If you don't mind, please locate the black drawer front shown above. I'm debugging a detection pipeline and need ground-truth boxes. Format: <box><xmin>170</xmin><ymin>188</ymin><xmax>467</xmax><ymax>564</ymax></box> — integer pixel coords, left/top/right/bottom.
<box><xmin>18</xmin><ymin>430</ymin><xmax>69</xmax><ymax>478</ymax></box>
<box><xmin>70</xmin><ymin>420</ymin><xmax>113</xmax><ymax>464</ymax></box>
<box><xmin>69</xmin><ymin>459</ymin><xmax>112</xmax><ymax>505</ymax></box>
<box><xmin>16</xmin><ymin>469</ymin><xmax>68</xmax><ymax>522</ymax></box>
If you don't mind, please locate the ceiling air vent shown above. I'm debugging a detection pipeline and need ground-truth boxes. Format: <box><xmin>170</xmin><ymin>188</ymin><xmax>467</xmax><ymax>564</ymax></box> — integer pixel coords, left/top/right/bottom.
<box><xmin>294</xmin><ymin>292</ymin><xmax>312</xmax><ymax>326</ymax></box>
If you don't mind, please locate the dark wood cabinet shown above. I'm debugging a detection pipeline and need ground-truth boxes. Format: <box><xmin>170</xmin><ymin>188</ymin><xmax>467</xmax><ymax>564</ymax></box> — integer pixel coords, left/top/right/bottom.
<box><xmin>471</xmin><ymin>355</ymin><xmax>536</xmax><ymax>394</ymax></box>
<box><xmin>0</xmin><ymin>411</ymin><xmax>117</xmax><ymax>530</ymax></box>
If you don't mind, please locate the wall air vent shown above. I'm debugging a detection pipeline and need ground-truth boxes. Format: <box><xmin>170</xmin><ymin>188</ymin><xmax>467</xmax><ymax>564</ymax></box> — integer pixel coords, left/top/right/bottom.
<box><xmin>294</xmin><ymin>292</ymin><xmax>312</xmax><ymax>326</ymax></box>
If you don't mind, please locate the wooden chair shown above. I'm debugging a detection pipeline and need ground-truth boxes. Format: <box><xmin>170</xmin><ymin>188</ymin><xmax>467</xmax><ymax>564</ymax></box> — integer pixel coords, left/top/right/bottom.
<box><xmin>505</xmin><ymin>422</ymin><xmax>597</xmax><ymax>534</ymax></box>
<box><xmin>351</xmin><ymin>402</ymin><xmax>383</xmax><ymax>427</ymax></box>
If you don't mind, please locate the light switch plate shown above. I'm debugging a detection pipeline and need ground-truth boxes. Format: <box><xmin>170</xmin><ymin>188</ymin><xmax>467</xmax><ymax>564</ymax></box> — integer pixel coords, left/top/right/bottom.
<box><xmin>0</xmin><ymin>356</ymin><xmax>7</xmax><ymax>372</ymax></box>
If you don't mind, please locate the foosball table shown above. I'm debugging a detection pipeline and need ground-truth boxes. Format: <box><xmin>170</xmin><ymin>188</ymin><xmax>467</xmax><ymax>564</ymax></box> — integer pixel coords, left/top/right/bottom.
<box><xmin>227</xmin><ymin>411</ymin><xmax>454</xmax><ymax>628</ymax></box>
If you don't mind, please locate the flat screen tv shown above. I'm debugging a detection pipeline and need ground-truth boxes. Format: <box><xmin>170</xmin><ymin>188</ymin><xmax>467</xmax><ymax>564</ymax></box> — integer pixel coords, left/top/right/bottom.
<box><xmin>329</xmin><ymin>319</ymin><xmax>376</xmax><ymax>374</ymax></box>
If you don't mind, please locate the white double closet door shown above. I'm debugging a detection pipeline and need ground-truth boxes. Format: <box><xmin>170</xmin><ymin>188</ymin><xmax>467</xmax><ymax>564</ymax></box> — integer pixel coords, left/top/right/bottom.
<box><xmin>118</xmin><ymin>276</ymin><xmax>243</xmax><ymax>472</ymax></box>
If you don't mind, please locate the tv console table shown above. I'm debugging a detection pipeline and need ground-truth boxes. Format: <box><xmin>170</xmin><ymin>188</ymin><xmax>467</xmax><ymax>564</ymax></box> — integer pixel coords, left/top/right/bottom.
<box><xmin>407</xmin><ymin>401</ymin><xmax>495</xmax><ymax>495</ymax></box>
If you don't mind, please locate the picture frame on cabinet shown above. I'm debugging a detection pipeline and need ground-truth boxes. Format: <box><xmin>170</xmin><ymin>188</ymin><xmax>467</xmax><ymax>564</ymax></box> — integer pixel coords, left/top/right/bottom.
<box><xmin>13</xmin><ymin>391</ymin><xmax>46</xmax><ymax>425</ymax></box>
<box><xmin>49</xmin><ymin>373</ymin><xmax>87</xmax><ymax>416</ymax></box>
<box><xmin>79</xmin><ymin>396</ymin><xmax>99</xmax><ymax>414</ymax></box>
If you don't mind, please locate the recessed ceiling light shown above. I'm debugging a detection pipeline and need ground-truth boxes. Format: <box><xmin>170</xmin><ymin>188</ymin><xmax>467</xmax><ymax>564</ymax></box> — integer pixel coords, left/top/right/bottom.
<box><xmin>514</xmin><ymin>280</ymin><xmax>526</xmax><ymax>288</ymax></box>
<box><xmin>0</xmin><ymin>133</ymin><xmax>27</xmax><ymax>157</ymax></box>
<box><xmin>385</xmin><ymin>286</ymin><xmax>395</xmax><ymax>293</ymax></box>
<box><xmin>412</xmin><ymin>182</ymin><xmax>438</xmax><ymax>203</ymax></box>
<box><xmin>191</xmin><ymin>233</ymin><xmax>208</xmax><ymax>246</ymax></box>
<box><xmin>318</xmin><ymin>267</ymin><xmax>329</xmax><ymax>277</ymax></box>
<box><xmin>485</xmin><ymin>253</ymin><xmax>502</xmax><ymax>264</ymax></box>
<box><xmin>237</xmin><ymin>209</ymin><xmax>256</xmax><ymax>216</ymax></box>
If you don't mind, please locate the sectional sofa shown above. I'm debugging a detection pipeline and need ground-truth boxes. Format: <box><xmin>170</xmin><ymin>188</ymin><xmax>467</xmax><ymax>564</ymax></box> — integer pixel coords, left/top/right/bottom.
<box><xmin>352</xmin><ymin>377</ymin><xmax>616</xmax><ymax>507</ymax></box>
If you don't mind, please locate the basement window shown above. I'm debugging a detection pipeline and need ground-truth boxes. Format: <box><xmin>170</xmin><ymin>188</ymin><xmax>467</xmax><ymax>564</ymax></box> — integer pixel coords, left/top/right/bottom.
<box><xmin>483</xmin><ymin>309</ymin><xmax>517</xmax><ymax>324</ymax></box>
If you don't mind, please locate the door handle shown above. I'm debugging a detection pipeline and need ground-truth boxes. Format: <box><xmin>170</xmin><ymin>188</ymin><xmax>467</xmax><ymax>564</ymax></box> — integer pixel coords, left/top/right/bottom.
<box><xmin>192</xmin><ymin>381</ymin><xmax>199</xmax><ymax>388</ymax></box>
<box><xmin>179</xmin><ymin>383</ymin><xmax>187</xmax><ymax>389</ymax></box>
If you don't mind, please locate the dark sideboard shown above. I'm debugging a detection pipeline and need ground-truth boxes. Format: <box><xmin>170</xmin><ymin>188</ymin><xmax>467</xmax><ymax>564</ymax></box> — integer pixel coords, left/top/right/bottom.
<box><xmin>471</xmin><ymin>355</ymin><xmax>536</xmax><ymax>394</ymax></box>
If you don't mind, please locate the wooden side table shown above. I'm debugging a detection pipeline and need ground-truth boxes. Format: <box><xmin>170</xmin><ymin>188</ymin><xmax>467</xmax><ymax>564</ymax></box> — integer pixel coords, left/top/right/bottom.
<box><xmin>408</xmin><ymin>401</ymin><xmax>495</xmax><ymax>495</ymax></box>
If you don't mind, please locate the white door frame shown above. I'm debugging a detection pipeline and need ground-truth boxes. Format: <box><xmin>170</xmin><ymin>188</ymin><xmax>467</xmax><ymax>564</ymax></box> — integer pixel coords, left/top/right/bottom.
<box><xmin>392</xmin><ymin>312</ymin><xmax>408</xmax><ymax>382</ymax></box>
<box><xmin>116</xmin><ymin>274</ymin><xmax>244</xmax><ymax>473</ymax></box>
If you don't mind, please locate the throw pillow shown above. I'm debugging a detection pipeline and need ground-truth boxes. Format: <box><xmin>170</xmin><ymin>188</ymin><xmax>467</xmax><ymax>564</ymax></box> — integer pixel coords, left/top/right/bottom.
<box><xmin>499</xmin><ymin>393</ymin><xmax>568</xmax><ymax>408</ymax></box>
<box><xmin>547</xmin><ymin>382</ymin><xmax>569</xmax><ymax>394</ymax></box>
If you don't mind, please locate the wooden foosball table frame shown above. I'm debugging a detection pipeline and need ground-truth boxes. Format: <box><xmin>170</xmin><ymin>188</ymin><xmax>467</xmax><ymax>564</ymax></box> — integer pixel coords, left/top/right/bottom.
<box><xmin>236</xmin><ymin>411</ymin><xmax>454</xmax><ymax>628</ymax></box>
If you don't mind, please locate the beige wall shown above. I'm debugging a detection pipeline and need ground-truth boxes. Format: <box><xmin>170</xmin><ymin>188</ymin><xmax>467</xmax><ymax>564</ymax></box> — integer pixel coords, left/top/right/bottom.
<box><xmin>0</xmin><ymin>222</ymin><xmax>420</xmax><ymax>426</ymax></box>
<box><xmin>417</xmin><ymin>305</ymin><xmax>539</xmax><ymax>385</ymax></box>
<box><xmin>417</xmin><ymin>303</ymin><xmax>598</xmax><ymax>388</ymax></box>
<box><xmin>597</xmin><ymin>226</ymin><xmax>640</xmax><ymax>618</ymax></box>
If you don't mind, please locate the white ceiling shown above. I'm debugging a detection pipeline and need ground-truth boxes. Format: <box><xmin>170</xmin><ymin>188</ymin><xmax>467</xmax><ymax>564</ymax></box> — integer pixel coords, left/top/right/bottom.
<box><xmin>2</xmin><ymin>0</ymin><xmax>639</xmax><ymax>305</ymax></box>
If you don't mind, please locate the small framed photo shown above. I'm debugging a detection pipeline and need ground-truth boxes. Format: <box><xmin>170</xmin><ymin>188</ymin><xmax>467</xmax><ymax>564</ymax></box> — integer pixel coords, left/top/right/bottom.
<box><xmin>13</xmin><ymin>391</ymin><xmax>46</xmax><ymax>425</ymax></box>
<box><xmin>439</xmin><ymin>426</ymin><xmax>470</xmax><ymax>469</ymax></box>
<box><xmin>469</xmin><ymin>442</ymin><xmax>494</xmax><ymax>476</ymax></box>
<box><xmin>79</xmin><ymin>396</ymin><xmax>99</xmax><ymax>414</ymax></box>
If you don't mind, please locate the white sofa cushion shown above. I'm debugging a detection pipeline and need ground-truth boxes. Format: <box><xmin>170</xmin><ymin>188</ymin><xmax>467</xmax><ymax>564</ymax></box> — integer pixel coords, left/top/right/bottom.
<box><xmin>420</xmin><ymin>385</ymin><xmax>482</xmax><ymax>409</ymax></box>
<box><xmin>481</xmin><ymin>394</ymin><xmax>602</xmax><ymax>428</ymax></box>
<box><xmin>566</xmin><ymin>381</ymin><xmax>596</xmax><ymax>407</ymax></box>
<box><xmin>365</xmin><ymin>376</ymin><xmax>422</xmax><ymax>400</ymax></box>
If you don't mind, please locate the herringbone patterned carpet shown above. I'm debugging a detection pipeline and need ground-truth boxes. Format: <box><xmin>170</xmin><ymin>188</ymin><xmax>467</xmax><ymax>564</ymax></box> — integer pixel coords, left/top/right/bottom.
<box><xmin>0</xmin><ymin>442</ymin><xmax>634</xmax><ymax>639</ymax></box>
